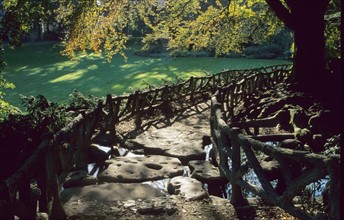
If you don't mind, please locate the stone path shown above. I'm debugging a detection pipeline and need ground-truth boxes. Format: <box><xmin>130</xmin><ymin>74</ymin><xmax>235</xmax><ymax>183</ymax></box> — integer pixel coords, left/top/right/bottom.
<box><xmin>98</xmin><ymin>155</ymin><xmax>184</xmax><ymax>183</ymax></box>
<box><xmin>59</xmin><ymin>102</ymin><xmax>237</xmax><ymax>219</ymax></box>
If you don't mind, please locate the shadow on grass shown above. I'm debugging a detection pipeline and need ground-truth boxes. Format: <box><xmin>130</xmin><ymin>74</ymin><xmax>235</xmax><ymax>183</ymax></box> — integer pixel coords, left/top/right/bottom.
<box><xmin>3</xmin><ymin>41</ymin><xmax>291</xmax><ymax>108</ymax></box>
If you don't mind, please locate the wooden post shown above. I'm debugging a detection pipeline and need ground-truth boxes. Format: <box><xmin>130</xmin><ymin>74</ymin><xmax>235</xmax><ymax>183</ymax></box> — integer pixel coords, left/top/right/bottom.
<box><xmin>229</xmin><ymin>83</ymin><xmax>235</xmax><ymax>121</ymax></box>
<box><xmin>189</xmin><ymin>77</ymin><xmax>195</xmax><ymax>103</ymax></box>
<box><xmin>0</xmin><ymin>182</ymin><xmax>15</xmax><ymax>220</ymax></box>
<box><xmin>230</xmin><ymin>128</ymin><xmax>247</xmax><ymax>206</ymax></box>
<box><xmin>218</xmin><ymin>130</ymin><xmax>229</xmax><ymax>178</ymax></box>
<box><xmin>19</xmin><ymin>175</ymin><xmax>36</xmax><ymax>220</ymax></box>
<box><xmin>37</xmin><ymin>159</ymin><xmax>48</xmax><ymax>213</ymax></box>
<box><xmin>75</xmin><ymin>112</ymin><xmax>88</xmax><ymax>172</ymax></box>
<box><xmin>161</xmin><ymin>85</ymin><xmax>172</xmax><ymax>115</ymax></box>
<box><xmin>134</xmin><ymin>92</ymin><xmax>143</xmax><ymax>128</ymax></box>
<box><xmin>328</xmin><ymin>158</ymin><xmax>340</xmax><ymax>220</ymax></box>
<box><xmin>106</xmin><ymin>94</ymin><xmax>116</xmax><ymax>135</ymax></box>
<box><xmin>46</xmin><ymin>141</ymin><xmax>67</xmax><ymax>220</ymax></box>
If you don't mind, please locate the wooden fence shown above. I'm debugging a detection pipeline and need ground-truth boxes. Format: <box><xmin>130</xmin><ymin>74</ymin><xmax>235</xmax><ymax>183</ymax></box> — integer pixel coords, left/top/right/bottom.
<box><xmin>0</xmin><ymin>64</ymin><xmax>298</xmax><ymax>219</ymax></box>
<box><xmin>210</xmin><ymin>69</ymin><xmax>340</xmax><ymax>219</ymax></box>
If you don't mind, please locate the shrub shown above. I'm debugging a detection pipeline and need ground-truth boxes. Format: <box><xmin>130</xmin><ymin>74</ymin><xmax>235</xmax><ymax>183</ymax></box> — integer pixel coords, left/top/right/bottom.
<box><xmin>244</xmin><ymin>44</ymin><xmax>284</xmax><ymax>59</ymax></box>
<box><xmin>0</xmin><ymin>42</ymin><xmax>21</xmax><ymax>121</ymax></box>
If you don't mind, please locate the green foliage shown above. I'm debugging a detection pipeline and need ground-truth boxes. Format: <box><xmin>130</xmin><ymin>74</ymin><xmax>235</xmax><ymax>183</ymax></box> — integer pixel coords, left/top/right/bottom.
<box><xmin>0</xmin><ymin>41</ymin><xmax>21</xmax><ymax>121</ymax></box>
<box><xmin>143</xmin><ymin>0</ymin><xmax>284</xmax><ymax>57</ymax></box>
<box><xmin>325</xmin><ymin>13</ymin><xmax>341</xmax><ymax>59</ymax></box>
<box><xmin>323</xmin><ymin>134</ymin><xmax>340</xmax><ymax>155</ymax></box>
<box><xmin>48</xmin><ymin>0</ymin><xmax>285</xmax><ymax>59</ymax></box>
<box><xmin>244</xmin><ymin>44</ymin><xmax>284</xmax><ymax>59</ymax></box>
<box><xmin>324</xmin><ymin>0</ymin><xmax>340</xmax><ymax>59</ymax></box>
<box><xmin>0</xmin><ymin>0</ymin><xmax>339</xmax><ymax>62</ymax></box>
<box><xmin>68</xmin><ymin>90</ymin><xmax>103</xmax><ymax>111</ymax></box>
<box><xmin>19</xmin><ymin>94</ymin><xmax>72</xmax><ymax>132</ymax></box>
<box><xmin>0</xmin><ymin>93</ymin><xmax>72</xmax><ymax>179</ymax></box>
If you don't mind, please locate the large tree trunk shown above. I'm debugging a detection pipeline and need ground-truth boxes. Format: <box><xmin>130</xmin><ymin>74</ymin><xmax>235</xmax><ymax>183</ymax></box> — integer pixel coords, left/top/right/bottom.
<box><xmin>265</xmin><ymin>0</ymin><xmax>331</xmax><ymax>101</ymax></box>
<box><xmin>292</xmin><ymin>4</ymin><xmax>327</xmax><ymax>98</ymax></box>
<box><xmin>293</xmin><ymin>1</ymin><xmax>327</xmax><ymax>96</ymax></box>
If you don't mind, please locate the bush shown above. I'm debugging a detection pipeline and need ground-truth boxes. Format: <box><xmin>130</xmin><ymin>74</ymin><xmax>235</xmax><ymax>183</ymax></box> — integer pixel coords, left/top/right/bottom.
<box><xmin>0</xmin><ymin>41</ymin><xmax>21</xmax><ymax>121</ymax></box>
<box><xmin>135</xmin><ymin>38</ymin><xmax>168</xmax><ymax>56</ymax></box>
<box><xmin>0</xmin><ymin>94</ymin><xmax>74</xmax><ymax>180</ymax></box>
<box><xmin>244</xmin><ymin>44</ymin><xmax>284</xmax><ymax>59</ymax></box>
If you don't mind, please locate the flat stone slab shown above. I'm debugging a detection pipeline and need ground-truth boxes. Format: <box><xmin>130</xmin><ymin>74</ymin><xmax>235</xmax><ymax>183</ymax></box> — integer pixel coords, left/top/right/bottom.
<box><xmin>132</xmin><ymin>127</ymin><xmax>206</xmax><ymax>164</ymax></box>
<box><xmin>188</xmin><ymin>160</ymin><xmax>227</xmax><ymax>183</ymax></box>
<box><xmin>167</xmin><ymin>176</ymin><xmax>208</xmax><ymax>201</ymax></box>
<box><xmin>60</xmin><ymin>183</ymin><xmax>169</xmax><ymax>219</ymax></box>
<box><xmin>98</xmin><ymin>155</ymin><xmax>183</xmax><ymax>183</ymax></box>
<box><xmin>60</xmin><ymin>183</ymin><xmax>165</xmax><ymax>203</ymax></box>
<box><xmin>61</xmin><ymin>190</ymin><xmax>238</xmax><ymax>219</ymax></box>
<box><xmin>63</xmin><ymin>170</ymin><xmax>98</xmax><ymax>189</ymax></box>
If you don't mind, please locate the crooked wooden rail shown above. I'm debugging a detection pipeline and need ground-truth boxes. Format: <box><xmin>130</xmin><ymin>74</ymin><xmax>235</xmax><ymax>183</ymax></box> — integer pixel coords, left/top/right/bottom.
<box><xmin>210</xmin><ymin>70</ymin><xmax>340</xmax><ymax>219</ymax></box>
<box><xmin>0</xmin><ymin>64</ymin><xmax>313</xmax><ymax>220</ymax></box>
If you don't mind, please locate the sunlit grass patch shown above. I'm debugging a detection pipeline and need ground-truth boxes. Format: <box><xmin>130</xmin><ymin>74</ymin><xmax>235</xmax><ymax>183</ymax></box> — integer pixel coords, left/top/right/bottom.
<box><xmin>3</xmin><ymin>41</ymin><xmax>291</xmax><ymax>108</ymax></box>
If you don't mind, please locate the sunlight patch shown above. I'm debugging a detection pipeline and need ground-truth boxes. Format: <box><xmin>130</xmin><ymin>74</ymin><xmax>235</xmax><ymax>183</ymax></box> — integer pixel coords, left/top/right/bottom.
<box><xmin>133</xmin><ymin>72</ymin><xmax>168</xmax><ymax>80</ymax></box>
<box><xmin>87</xmin><ymin>64</ymin><xmax>98</xmax><ymax>71</ymax></box>
<box><xmin>49</xmin><ymin>70</ymin><xmax>86</xmax><ymax>83</ymax></box>
<box><xmin>90</xmin><ymin>87</ymin><xmax>102</xmax><ymax>92</ymax></box>
<box><xmin>111</xmin><ymin>84</ymin><xmax>125</xmax><ymax>90</ymax></box>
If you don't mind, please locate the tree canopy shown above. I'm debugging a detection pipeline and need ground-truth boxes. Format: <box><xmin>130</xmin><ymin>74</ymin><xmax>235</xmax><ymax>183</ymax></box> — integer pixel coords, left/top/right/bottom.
<box><xmin>0</xmin><ymin>0</ymin><xmax>287</xmax><ymax>59</ymax></box>
<box><xmin>0</xmin><ymin>0</ymin><xmax>341</xmax><ymax>107</ymax></box>
<box><xmin>0</xmin><ymin>0</ymin><xmax>340</xmax><ymax>60</ymax></box>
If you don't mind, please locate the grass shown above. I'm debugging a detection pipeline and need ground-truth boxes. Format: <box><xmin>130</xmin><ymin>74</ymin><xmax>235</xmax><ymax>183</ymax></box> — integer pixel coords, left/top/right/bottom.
<box><xmin>2</xmin><ymin>41</ymin><xmax>291</xmax><ymax>108</ymax></box>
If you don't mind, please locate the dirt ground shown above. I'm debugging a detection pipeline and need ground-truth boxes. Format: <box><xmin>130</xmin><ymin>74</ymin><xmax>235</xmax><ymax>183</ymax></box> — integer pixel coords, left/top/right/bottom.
<box><xmin>61</xmin><ymin>194</ymin><xmax>298</xmax><ymax>220</ymax></box>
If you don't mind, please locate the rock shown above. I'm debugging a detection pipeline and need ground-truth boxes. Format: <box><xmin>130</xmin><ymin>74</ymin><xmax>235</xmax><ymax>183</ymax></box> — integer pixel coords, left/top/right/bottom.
<box><xmin>131</xmin><ymin>127</ymin><xmax>206</xmax><ymax>164</ymax></box>
<box><xmin>136</xmin><ymin>197</ymin><xmax>177</xmax><ymax>215</ymax></box>
<box><xmin>63</xmin><ymin>170</ymin><xmax>97</xmax><ymax>189</ymax></box>
<box><xmin>188</xmin><ymin>160</ymin><xmax>227</xmax><ymax>183</ymax></box>
<box><xmin>36</xmin><ymin>212</ymin><xmax>49</xmax><ymax>220</ymax></box>
<box><xmin>260</xmin><ymin>160</ymin><xmax>281</xmax><ymax>181</ymax></box>
<box><xmin>311</xmin><ymin>134</ymin><xmax>326</xmax><ymax>153</ymax></box>
<box><xmin>294</xmin><ymin>128</ymin><xmax>312</xmax><ymax>144</ymax></box>
<box><xmin>209</xmin><ymin>195</ymin><xmax>238</xmax><ymax>217</ymax></box>
<box><xmin>308</xmin><ymin>110</ymin><xmax>338</xmax><ymax>136</ymax></box>
<box><xmin>60</xmin><ymin>183</ymin><xmax>167</xmax><ymax>219</ymax></box>
<box><xmin>290</xmin><ymin>108</ymin><xmax>309</xmax><ymax>129</ymax></box>
<box><xmin>167</xmin><ymin>176</ymin><xmax>208</xmax><ymax>201</ymax></box>
<box><xmin>188</xmin><ymin>160</ymin><xmax>228</xmax><ymax>197</ymax></box>
<box><xmin>98</xmin><ymin>155</ymin><xmax>183</xmax><ymax>183</ymax></box>
<box><xmin>202</xmin><ymin>135</ymin><xmax>211</xmax><ymax>146</ymax></box>
<box><xmin>91</xmin><ymin>131</ymin><xmax>117</xmax><ymax>146</ymax></box>
<box><xmin>60</xmin><ymin>183</ymin><xmax>166</xmax><ymax>203</ymax></box>
<box><xmin>88</xmin><ymin>144</ymin><xmax>109</xmax><ymax>164</ymax></box>
<box><xmin>278</xmin><ymin>139</ymin><xmax>304</xmax><ymax>150</ymax></box>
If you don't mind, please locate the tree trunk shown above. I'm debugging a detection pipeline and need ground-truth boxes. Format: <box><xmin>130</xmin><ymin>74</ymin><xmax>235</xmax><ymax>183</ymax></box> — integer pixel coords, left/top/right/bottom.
<box><xmin>265</xmin><ymin>0</ymin><xmax>331</xmax><ymax>100</ymax></box>
<box><xmin>291</xmin><ymin>2</ymin><xmax>329</xmax><ymax>100</ymax></box>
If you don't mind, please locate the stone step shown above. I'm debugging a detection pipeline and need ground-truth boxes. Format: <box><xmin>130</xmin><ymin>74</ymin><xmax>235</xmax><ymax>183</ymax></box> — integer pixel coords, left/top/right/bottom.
<box><xmin>127</xmin><ymin>127</ymin><xmax>206</xmax><ymax>165</ymax></box>
<box><xmin>188</xmin><ymin>160</ymin><xmax>228</xmax><ymax>184</ymax></box>
<box><xmin>98</xmin><ymin>155</ymin><xmax>184</xmax><ymax>183</ymax></box>
<box><xmin>60</xmin><ymin>183</ymin><xmax>172</xmax><ymax>219</ymax></box>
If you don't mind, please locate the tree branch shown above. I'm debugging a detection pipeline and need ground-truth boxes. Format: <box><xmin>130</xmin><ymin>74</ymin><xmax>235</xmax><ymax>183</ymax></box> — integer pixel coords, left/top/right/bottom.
<box><xmin>265</xmin><ymin>0</ymin><xmax>295</xmax><ymax>30</ymax></box>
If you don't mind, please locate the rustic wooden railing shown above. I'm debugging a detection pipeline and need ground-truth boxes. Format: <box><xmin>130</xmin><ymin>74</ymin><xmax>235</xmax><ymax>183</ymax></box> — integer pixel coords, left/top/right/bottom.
<box><xmin>0</xmin><ymin>64</ymin><xmax>294</xmax><ymax>219</ymax></box>
<box><xmin>210</xmin><ymin>70</ymin><xmax>340</xmax><ymax>219</ymax></box>
<box><xmin>0</xmin><ymin>104</ymin><xmax>103</xmax><ymax>219</ymax></box>
<box><xmin>104</xmin><ymin>64</ymin><xmax>292</xmax><ymax>129</ymax></box>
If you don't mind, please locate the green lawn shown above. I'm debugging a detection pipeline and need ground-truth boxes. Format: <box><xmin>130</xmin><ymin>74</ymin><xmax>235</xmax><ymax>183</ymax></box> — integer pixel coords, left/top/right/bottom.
<box><xmin>3</xmin><ymin>41</ymin><xmax>291</xmax><ymax>108</ymax></box>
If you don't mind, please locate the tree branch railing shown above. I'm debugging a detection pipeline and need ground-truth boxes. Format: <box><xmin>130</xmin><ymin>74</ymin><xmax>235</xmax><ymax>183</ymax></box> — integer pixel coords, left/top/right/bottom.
<box><xmin>210</xmin><ymin>87</ymin><xmax>340</xmax><ymax>219</ymax></box>
<box><xmin>103</xmin><ymin>64</ymin><xmax>293</xmax><ymax>129</ymax></box>
<box><xmin>0</xmin><ymin>64</ymin><xmax>295</xmax><ymax>219</ymax></box>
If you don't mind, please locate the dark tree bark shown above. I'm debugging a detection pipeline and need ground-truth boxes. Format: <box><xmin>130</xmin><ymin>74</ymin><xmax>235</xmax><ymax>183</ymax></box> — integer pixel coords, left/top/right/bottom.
<box><xmin>265</xmin><ymin>0</ymin><xmax>330</xmax><ymax>98</ymax></box>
